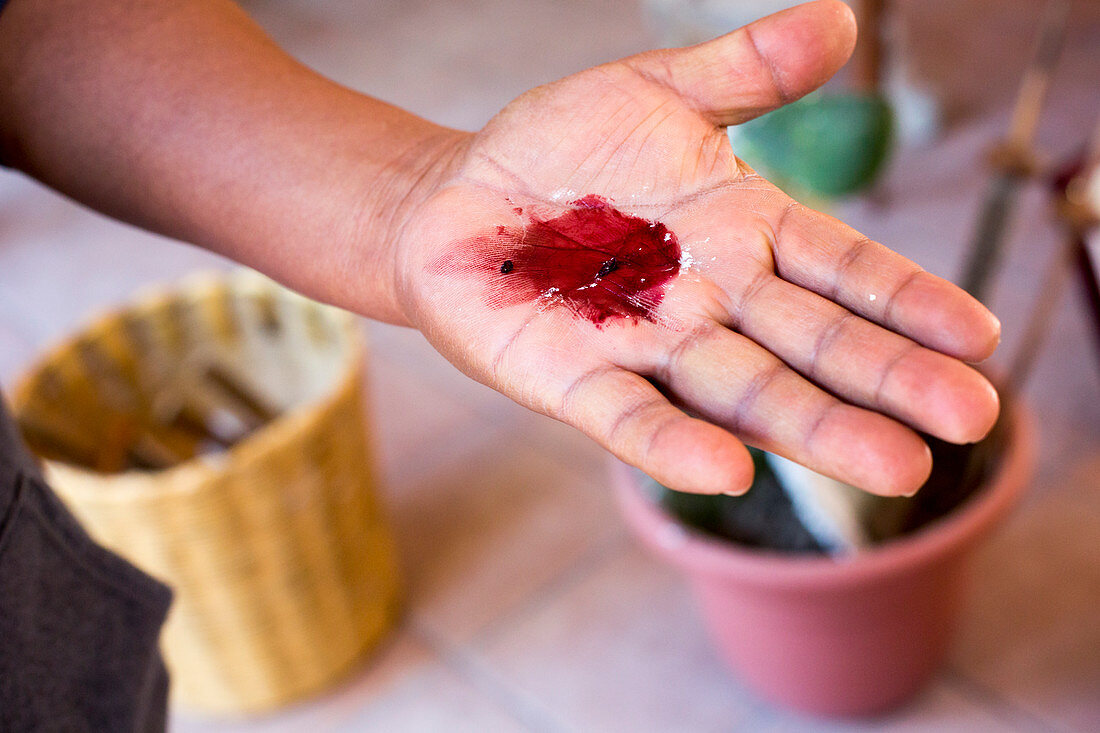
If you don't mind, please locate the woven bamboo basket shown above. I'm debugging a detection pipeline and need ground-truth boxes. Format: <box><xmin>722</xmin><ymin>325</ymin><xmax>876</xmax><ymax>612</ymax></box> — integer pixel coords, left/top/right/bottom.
<box><xmin>11</xmin><ymin>270</ymin><xmax>401</xmax><ymax>714</ymax></box>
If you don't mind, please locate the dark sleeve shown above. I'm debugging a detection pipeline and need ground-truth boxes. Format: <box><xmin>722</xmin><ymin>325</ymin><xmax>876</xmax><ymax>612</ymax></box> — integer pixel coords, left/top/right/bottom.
<box><xmin>1</xmin><ymin>398</ymin><xmax>173</xmax><ymax>732</ymax></box>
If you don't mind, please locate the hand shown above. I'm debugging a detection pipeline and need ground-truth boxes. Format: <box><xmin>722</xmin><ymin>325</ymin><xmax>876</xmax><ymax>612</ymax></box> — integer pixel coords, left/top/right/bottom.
<box><xmin>392</xmin><ymin>0</ymin><xmax>1000</xmax><ymax>497</ymax></box>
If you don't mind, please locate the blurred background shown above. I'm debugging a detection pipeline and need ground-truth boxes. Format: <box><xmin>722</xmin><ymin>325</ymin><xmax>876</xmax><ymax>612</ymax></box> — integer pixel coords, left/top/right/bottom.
<box><xmin>0</xmin><ymin>0</ymin><xmax>1097</xmax><ymax>730</ymax></box>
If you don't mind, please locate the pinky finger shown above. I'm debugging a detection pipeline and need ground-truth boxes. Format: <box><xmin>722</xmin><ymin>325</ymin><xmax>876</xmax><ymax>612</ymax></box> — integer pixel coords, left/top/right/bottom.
<box><xmin>557</xmin><ymin>366</ymin><xmax>754</xmax><ymax>495</ymax></box>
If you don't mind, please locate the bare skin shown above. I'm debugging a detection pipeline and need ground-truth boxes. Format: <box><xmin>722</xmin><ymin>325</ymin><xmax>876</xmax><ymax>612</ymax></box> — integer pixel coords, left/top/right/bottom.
<box><xmin>0</xmin><ymin>0</ymin><xmax>1000</xmax><ymax>497</ymax></box>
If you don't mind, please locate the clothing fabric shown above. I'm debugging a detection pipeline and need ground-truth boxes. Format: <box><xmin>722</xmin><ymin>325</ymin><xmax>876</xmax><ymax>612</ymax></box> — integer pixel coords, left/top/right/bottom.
<box><xmin>0</xmin><ymin>396</ymin><xmax>173</xmax><ymax>732</ymax></box>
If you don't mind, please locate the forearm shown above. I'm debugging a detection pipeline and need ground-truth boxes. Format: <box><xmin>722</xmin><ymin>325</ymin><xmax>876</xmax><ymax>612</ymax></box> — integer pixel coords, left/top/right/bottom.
<box><xmin>0</xmin><ymin>0</ymin><xmax>468</xmax><ymax>324</ymax></box>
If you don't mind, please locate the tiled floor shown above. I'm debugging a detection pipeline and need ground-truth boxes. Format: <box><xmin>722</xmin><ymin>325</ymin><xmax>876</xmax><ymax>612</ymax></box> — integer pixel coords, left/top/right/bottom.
<box><xmin>1</xmin><ymin>1</ymin><xmax>1097</xmax><ymax>731</ymax></box>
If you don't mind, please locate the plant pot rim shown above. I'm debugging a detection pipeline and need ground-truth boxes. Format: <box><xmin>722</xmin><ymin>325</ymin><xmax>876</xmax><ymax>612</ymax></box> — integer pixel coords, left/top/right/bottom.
<box><xmin>614</xmin><ymin>401</ymin><xmax>1036</xmax><ymax>589</ymax></box>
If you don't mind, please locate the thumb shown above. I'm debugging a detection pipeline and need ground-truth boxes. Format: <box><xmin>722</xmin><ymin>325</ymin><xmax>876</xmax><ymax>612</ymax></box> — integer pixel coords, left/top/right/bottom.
<box><xmin>626</xmin><ymin>0</ymin><xmax>857</xmax><ymax>127</ymax></box>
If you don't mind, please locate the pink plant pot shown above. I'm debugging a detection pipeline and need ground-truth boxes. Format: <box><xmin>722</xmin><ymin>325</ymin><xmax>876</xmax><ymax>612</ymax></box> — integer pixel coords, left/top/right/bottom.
<box><xmin>613</xmin><ymin>406</ymin><xmax>1035</xmax><ymax>718</ymax></box>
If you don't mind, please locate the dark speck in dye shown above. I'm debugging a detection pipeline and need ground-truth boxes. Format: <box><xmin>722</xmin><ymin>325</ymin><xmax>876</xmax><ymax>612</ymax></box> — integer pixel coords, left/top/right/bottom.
<box><xmin>597</xmin><ymin>258</ymin><xmax>620</xmax><ymax>278</ymax></box>
<box><xmin>500</xmin><ymin>260</ymin><xmax>514</xmax><ymax>274</ymax></box>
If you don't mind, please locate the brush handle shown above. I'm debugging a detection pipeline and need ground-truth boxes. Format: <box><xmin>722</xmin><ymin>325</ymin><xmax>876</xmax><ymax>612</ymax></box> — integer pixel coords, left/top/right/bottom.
<box><xmin>1005</xmin><ymin>0</ymin><xmax>1069</xmax><ymax>151</ymax></box>
<box><xmin>1073</xmin><ymin>231</ymin><xmax>1100</xmax><ymax>375</ymax></box>
<box><xmin>961</xmin><ymin>175</ymin><xmax>1019</xmax><ymax>301</ymax></box>
<box><xmin>852</xmin><ymin>0</ymin><xmax>886</xmax><ymax>92</ymax></box>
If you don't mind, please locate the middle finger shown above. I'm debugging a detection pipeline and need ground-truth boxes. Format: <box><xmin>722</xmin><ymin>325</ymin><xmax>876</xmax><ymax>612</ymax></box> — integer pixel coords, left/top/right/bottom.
<box><xmin>729</xmin><ymin>273</ymin><xmax>999</xmax><ymax>444</ymax></box>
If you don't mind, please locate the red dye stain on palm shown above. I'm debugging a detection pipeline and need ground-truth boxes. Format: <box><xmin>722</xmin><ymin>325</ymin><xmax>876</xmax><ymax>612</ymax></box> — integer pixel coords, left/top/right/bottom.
<box><xmin>440</xmin><ymin>195</ymin><xmax>681</xmax><ymax>325</ymax></box>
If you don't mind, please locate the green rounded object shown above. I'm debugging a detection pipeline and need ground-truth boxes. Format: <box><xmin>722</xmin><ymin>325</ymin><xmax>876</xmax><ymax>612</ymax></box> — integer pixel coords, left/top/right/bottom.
<box><xmin>734</xmin><ymin>93</ymin><xmax>895</xmax><ymax>198</ymax></box>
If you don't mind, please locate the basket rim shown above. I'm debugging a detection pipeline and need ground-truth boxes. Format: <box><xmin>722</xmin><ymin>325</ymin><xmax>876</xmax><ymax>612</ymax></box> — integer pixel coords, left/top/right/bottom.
<box><xmin>12</xmin><ymin>269</ymin><xmax>368</xmax><ymax>498</ymax></box>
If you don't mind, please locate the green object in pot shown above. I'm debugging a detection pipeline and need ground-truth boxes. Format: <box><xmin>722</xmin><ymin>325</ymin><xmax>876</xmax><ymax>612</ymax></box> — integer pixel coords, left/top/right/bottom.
<box><xmin>732</xmin><ymin>92</ymin><xmax>895</xmax><ymax>198</ymax></box>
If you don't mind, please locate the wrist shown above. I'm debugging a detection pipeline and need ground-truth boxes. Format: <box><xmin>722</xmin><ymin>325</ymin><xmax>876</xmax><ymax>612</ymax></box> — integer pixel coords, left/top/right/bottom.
<box><xmin>342</xmin><ymin>125</ymin><xmax>471</xmax><ymax>326</ymax></box>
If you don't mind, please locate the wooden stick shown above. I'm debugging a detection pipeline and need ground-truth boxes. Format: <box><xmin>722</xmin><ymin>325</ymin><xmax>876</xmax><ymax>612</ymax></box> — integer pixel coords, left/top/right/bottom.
<box><xmin>1005</xmin><ymin>0</ymin><xmax>1071</xmax><ymax>153</ymax></box>
<box><xmin>1008</xmin><ymin>119</ymin><xmax>1100</xmax><ymax>391</ymax></box>
<box><xmin>1006</xmin><ymin>227</ymin><xmax>1079</xmax><ymax>389</ymax></box>
<box><xmin>852</xmin><ymin>0</ymin><xmax>887</xmax><ymax>92</ymax></box>
<box><xmin>960</xmin><ymin>0</ymin><xmax>1069</xmax><ymax>301</ymax></box>
<box><xmin>203</xmin><ymin>362</ymin><xmax>280</xmax><ymax>426</ymax></box>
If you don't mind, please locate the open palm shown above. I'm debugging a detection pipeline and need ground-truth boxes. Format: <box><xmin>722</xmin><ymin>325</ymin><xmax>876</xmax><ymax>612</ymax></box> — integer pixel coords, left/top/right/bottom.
<box><xmin>394</xmin><ymin>1</ymin><xmax>1000</xmax><ymax>497</ymax></box>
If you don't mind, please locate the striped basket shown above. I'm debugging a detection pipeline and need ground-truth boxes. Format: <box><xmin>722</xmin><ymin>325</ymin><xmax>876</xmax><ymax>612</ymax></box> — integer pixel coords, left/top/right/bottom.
<box><xmin>11</xmin><ymin>270</ymin><xmax>401</xmax><ymax>714</ymax></box>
